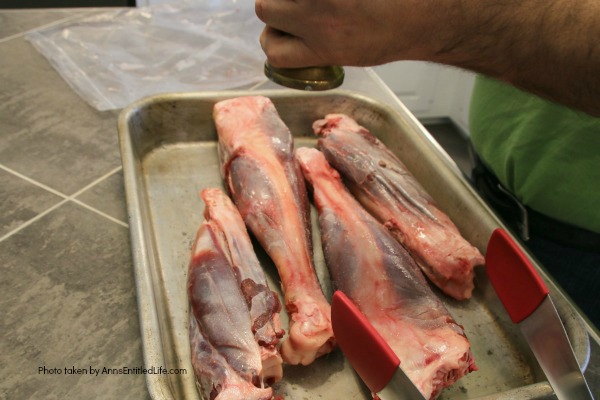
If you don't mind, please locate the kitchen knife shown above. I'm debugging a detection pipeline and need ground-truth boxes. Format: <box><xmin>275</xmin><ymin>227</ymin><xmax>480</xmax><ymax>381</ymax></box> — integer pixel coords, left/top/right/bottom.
<box><xmin>331</xmin><ymin>290</ymin><xmax>426</xmax><ymax>400</ymax></box>
<box><xmin>486</xmin><ymin>228</ymin><xmax>594</xmax><ymax>399</ymax></box>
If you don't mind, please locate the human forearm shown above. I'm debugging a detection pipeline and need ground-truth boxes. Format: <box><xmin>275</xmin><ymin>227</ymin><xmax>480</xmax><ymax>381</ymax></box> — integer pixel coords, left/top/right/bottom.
<box><xmin>256</xmin><ymin>0</ymin><xmax>600</xmax><ymax>115</ymax></box>
<box><xmin>427</xmin><ymin>0</ymin><xmax>600</xmax><ymax>116</ymax></box>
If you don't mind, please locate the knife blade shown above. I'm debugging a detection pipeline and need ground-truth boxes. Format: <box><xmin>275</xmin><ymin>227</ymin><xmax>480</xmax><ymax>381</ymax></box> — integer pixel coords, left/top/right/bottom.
<box><xmin>485</xmin><ymin>228</ymin><xmax>594</xmax><ymax>399</ymax></box>
<box><xmin>331</xmin><ymin>290</ymin><xmax>426</xmax><ymax>400</ymax></box>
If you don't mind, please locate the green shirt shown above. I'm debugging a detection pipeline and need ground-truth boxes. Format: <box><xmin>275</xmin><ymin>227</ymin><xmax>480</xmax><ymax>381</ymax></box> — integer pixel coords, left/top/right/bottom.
<box><xmin>469</xmin><ymin>76</ymin><xmax>600</xmax><ymax>234</ymax></box>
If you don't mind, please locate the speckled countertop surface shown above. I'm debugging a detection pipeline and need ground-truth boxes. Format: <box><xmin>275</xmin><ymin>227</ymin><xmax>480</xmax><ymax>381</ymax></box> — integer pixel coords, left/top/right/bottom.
<box><xmin>0</xmin><ymin>8</ymin><xmax>598</xmax><ymax>400</ymax></box>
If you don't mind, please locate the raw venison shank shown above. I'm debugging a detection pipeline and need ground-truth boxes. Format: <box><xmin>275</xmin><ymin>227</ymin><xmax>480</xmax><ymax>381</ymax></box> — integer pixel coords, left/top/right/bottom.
<box><xmin>296</xmin><ymin>147</ymin><xmax>477</xmax><ymax>399</ymax></box>
<box><xmin>214</xmin><ymin>95</ymin><xmax>335</xmax><ymax>365</ymax></box>
<box><xmin>188</xmin><ymin>188</ymin><xmax>283</xmax><ymax>399</ymax></box>
<box><xmin>314</xmin><ymin>114</ymin><xmax>485</xmax><ymax>300</ymax></box>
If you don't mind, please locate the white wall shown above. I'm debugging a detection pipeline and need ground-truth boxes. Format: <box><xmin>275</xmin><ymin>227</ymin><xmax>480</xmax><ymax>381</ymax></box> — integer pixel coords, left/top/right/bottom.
<box><xmin>373</xmin><ymin>61</ymin><xmax>476</xmax><ymax>135</ymax></box>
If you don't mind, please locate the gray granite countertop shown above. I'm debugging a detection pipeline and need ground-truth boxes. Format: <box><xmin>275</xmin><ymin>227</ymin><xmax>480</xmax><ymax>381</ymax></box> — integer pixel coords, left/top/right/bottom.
<box><xmin>0</xmin><ymin>7</ymin><xmax>598</xmax><ymax>400</ymax></box>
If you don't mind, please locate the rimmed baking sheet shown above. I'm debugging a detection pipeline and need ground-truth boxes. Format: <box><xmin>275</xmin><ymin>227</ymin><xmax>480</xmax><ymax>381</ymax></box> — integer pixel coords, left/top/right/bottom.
<box><xmin>118</xmin><ymin>90</ymin><xmax>589</xmax><ymax>400</ymax></box>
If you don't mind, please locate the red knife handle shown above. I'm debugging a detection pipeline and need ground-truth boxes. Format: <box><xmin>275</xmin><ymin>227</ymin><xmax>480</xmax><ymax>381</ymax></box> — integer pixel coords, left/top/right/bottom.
<box><xmin>331</xmin><ymin>291</ymin><xmax>400</xmax><ymax>393</ymax></box>
<box><xmin>486</xmin><ymin>228</ymin><xmax>549</xmax><ymax>323</ymax></box>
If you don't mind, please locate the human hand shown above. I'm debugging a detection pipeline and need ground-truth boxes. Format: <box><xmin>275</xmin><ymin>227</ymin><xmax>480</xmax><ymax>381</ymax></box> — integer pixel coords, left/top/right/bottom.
<box><xmin>256</xmin><ymin>0</ymin><xmax>600</xmax><ymax>116</ymax></box>
<box><xmin>255</xmin><ymin>0</ymin><xmax>441</xmax><ymax>68</ymax></box>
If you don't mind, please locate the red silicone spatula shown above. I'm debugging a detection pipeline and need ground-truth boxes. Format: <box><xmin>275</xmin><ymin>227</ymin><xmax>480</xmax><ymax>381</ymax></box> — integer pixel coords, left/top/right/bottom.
<box><xmin>331</xmin><ymin>290</ymin><xmax>426</xmax><ymax>400</ymax></box>
<box><xmin>486</xmin><ymin>228</ymin><xmax>593</xmax><ymax>399</ymax></box>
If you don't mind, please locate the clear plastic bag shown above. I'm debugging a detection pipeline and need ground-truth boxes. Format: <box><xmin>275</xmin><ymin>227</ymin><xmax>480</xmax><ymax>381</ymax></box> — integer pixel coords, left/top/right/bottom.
<box><xmin>26</xmin><ymin>0</ymin><xmax>266</xmax><ymax>111</ymax></box>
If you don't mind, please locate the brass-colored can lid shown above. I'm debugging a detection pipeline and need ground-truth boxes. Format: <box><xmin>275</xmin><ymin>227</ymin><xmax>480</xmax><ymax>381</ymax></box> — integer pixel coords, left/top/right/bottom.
<box><xmin>264</xmin><ymin>62</ymin><xmax>345</xmax><ymax>91</ymax></box>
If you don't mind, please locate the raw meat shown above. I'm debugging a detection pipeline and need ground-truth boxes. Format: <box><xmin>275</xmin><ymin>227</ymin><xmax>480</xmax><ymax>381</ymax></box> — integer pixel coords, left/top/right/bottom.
<box><xmin>188</xmin><ymin>188</ymin><xmax>283</xmax><ymax>398</ymax></box>
<box><xmin>313</xmin><ymin>114</ymin><xmax>484</xmax><ymax>300</ymax></box>
<box><xmin>296</xmin><ymin>147</ymin><xmax>477</xmax><ymax>400</ymax></box>
<box><xmin>189</xmin><ymin>316</ymin><xmax>274</xmax><ymax>400</ymax></box>
<box><xmin>200</xmin><ymin>188</ymin><xmax>284</xmax><ymax>380</ymax></box>
<box><xmin>214</xmin><ymin>96</ymin><xmax>335</xmax><ymax>365</ymax></box>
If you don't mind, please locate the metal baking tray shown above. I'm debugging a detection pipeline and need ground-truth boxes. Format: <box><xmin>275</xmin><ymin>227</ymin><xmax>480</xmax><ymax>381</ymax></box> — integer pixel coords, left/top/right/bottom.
<box><xmin>118</xmin><ymin>90</ymin><xmax>590</xmax><ymax>400</ymax></box>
